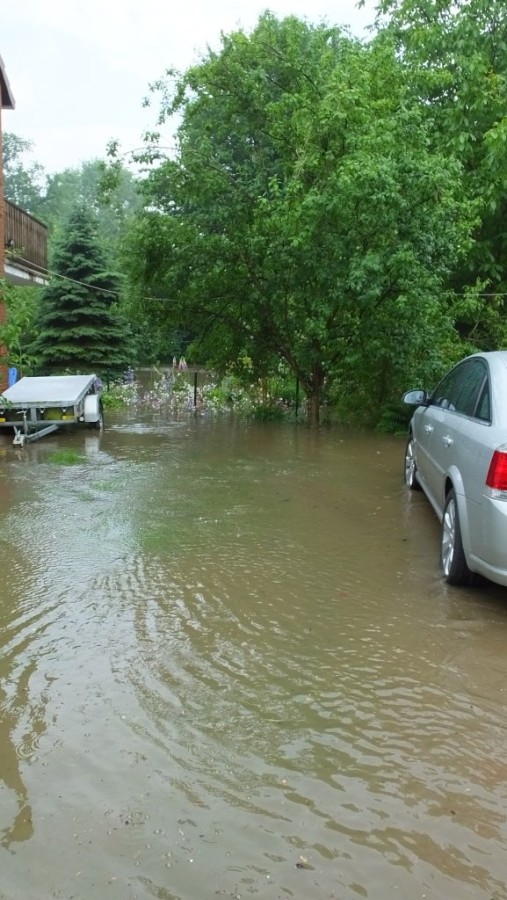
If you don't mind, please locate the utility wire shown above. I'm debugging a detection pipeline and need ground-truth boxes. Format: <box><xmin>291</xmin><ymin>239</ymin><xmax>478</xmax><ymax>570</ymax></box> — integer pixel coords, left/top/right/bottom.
<box><xmin>10</xmin><ymin>253</ymin><xmax>507</xmax><ymax>301</ymax></box>
<box><xmin>8</xmin><ymin>253</ymin><xmax>172</xmax><ymax>304</ymax></box>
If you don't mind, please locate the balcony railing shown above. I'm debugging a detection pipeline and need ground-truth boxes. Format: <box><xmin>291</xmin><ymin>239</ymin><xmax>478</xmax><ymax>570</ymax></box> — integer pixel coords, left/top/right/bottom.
<box><xmin>4</xmin><ymin>198</ymin><xmax>48</xmax><ymax>277</ymax></box>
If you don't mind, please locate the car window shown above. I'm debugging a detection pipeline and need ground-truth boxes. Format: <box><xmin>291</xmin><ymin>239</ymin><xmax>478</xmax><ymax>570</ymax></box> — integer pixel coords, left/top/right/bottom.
<box><xmin>476</xmin><ymin>381</ymin><xmax>491</xmax><ymax>422</ymax></box>
<box><xmin>432</xmin><ymin>359</ymin><xmax>488</xmax><ymax>417</ymax></box>
<box><xmin>453</xmin><ymin>359</ymin><xmax>488</xmax><ymax>416</ymax></box>
<box><xmin>432</xmin><ymin>364</ymin><xmax>465</xmax><ymax>410</ymax></box>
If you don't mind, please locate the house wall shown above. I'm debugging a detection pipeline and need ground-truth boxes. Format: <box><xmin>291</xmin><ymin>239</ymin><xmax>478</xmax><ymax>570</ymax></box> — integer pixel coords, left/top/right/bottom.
<box><xmin>0</xmin><ymin>99</ymin><xmax>4</xmax><ymax>276</ymax></box>
<box><xmin>1</xmin><ymin>58</ymin><xmax>21</xmax><ymax>392</ymax></box>
<box><xmin>0</xmin><ymin>100</ymin><xmax>7</xmax><ymax>393</ymax></box>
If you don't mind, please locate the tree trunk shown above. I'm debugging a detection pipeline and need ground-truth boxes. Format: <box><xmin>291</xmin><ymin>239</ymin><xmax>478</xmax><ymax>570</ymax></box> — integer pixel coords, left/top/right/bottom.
<box><xmin>306</xmin><ymin>389</ymin><xmax>321</xmax><ymax>428</ymax></box>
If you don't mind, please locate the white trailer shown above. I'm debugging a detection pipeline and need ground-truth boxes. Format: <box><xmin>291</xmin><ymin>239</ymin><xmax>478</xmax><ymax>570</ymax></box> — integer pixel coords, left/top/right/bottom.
<box><xmin>0</xmin><ymin>374</ymin><xmax>103</xmax><ymax>446</ymax></box>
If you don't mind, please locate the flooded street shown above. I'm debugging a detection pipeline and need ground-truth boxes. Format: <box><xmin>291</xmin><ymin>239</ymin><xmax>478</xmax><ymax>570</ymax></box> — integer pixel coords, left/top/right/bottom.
<box><xmin>1</xmin><ymin>402</ymin><xmax>507</xmax><ymax>900</ymax></box>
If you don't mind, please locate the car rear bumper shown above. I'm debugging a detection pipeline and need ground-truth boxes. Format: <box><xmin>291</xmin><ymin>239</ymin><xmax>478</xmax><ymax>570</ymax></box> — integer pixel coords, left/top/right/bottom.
<box><xmin>470</xmin><ymin>496</ymin><xmax>507</xmax><ymax>584</ymax></box>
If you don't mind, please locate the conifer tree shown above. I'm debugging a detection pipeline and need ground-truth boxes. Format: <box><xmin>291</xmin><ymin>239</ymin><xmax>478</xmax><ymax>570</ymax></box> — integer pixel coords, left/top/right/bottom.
<box><xmin>33</xmin><ymin>204</ymin><xmax>131</xmax><ymax>375</ymax></box>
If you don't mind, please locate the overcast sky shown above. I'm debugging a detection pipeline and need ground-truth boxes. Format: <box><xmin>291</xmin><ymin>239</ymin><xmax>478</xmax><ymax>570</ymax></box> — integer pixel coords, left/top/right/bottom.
<box><xmin>2</xmin><ymin>0</ymin><xmax>377</xmax><ymax>175</ymax></box>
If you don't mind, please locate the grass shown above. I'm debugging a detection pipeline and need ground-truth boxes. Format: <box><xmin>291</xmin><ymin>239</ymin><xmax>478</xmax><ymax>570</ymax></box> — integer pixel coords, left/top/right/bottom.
<box><xmin>48</xmin><ymin>449</ymin><xmax>85</xmax><ymax>466</ymax></box>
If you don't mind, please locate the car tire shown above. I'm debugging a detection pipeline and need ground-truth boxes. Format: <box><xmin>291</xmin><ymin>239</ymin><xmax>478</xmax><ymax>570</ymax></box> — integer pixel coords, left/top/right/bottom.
<box><xmin>441</xmin><ymin>489</ymin><xmax>471</xmax><ymax>585</ymax></box>
<box><xmin>404</xmin><ymin>436</ymin><xmax>421</xmax><ymax>491</ymax></box>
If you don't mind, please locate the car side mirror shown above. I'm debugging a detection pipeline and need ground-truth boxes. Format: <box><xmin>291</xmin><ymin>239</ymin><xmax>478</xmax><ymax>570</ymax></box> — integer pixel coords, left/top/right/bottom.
<box><xmin>403</xmin><ymin>389</ymin><xmax>429</xmax><ymax>407</ymax></box>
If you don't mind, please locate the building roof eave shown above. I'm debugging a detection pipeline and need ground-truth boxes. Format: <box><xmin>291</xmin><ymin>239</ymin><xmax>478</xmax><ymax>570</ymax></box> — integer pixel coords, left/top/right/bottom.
<box><xmin>0</xmin><ymin>55</ymin><xmax>15</xmax><ymax>109</ymax></box>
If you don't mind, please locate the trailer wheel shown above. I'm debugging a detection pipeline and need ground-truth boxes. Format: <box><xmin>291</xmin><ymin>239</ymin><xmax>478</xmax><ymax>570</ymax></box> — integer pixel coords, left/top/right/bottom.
<box><xmin>90</xmin><ymin>401</ymin><xmax>104</xmax><ymax>430</ymax></box>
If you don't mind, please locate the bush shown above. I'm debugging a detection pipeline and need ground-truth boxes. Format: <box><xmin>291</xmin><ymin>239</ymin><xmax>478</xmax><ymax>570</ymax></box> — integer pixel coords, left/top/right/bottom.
<box><xmin>101</xmin><ymin>382</ymin><xmax>138</xmax><ymax>408</ymax></box>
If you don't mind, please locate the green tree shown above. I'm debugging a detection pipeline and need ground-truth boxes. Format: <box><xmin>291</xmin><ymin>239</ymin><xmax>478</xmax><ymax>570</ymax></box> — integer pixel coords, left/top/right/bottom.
<box><xmin>42</xmin><ymin>161</ymin><xmax>143</xmax><ymax>358</ymax></box>
<box><xmin>371</xmin><ymin>0</ymin><xmax>507</xmax><ymax>348</ymax></box>
<box><xmin>32</xmin><ymin>204</ymin><xmax>132</xmax><ymax>376</ymax></box>
<box><xmin>124</xmin><ymin>14</ymin><xmax>473</xmax><ymax>425</ymax></box>
<box><xmin>2</xmin><ymin>132</ymin><xmax>47</xmax><ymax>217</ymax></box>
<box><xmin>43</xmin><ymin>159</ymin><xmax>141</xmax><ymax>242</ymax></box>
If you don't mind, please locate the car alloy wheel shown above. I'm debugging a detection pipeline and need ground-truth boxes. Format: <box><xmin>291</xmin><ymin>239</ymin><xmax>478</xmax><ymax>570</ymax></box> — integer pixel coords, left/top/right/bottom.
<box><xmin>441</xmin><ymin>489</ymin><xmax>471</xmax><ymax>585</ymax></box>
<box><xmin>404</xmin><ymin>437</ymin><xmax>421</xmax><ymax>491</ymax></box>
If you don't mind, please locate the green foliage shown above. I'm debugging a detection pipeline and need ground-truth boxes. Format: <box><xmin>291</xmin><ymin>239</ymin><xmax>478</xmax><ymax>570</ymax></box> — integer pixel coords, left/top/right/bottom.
<box><xmin>0</xmin><ymin>280</ymin><xmax>41</xmax><ymax>373</ymax></box>
<box><xmin>2</xmin><ymin>136</ymin><xmax>147</xmax><ymax>377</ymax></box>
<box><xmin>201</xmin><ymin>373</ymin><xmax>251</xmax><ymax>409</ymax></box>
<box><xmin>374</xmin><ymin>400</ymin><xmax>413</xmax><ymax>434</ymax></box>
<box><xmin>373</xmin><ymin>0</ymin><xmax>507</xmax><ymax>344</ymax></box>
<box><xmin>101</xmin><ymin>382</ymin><xmax>138</xmax><ymax>407</ymax></box>
<box><xmin>124</xmin><ymin>13</ymin><xmax>474</xmax><ymax>427</ymax></box>
<box><xmin>251</xmin><ymin>403</ymin><xmax>286</xmax><ymax>422</ymax></box>
<box><xmin>2</xmin><ymin>132</ymin><xmax>47</xmax><ymax>217</ymax></box>
<box><xmin>31</xmin><ymin>204</ymin><xmax>132</xmax><ymax>376</ymax></box>
<box><xmin>2</xmin><ymin>135</ymin><xmax>142</xmax><ymax>241</ymax></box>
<box><xmin>43</xmin><ymin>159</ymin><xmax>142</xmax><ymax>243</ymax></box>
<box><xmin>47</xmin><ymin>449</ymin><xmax>85</xmax><ymax>466</ymax></box>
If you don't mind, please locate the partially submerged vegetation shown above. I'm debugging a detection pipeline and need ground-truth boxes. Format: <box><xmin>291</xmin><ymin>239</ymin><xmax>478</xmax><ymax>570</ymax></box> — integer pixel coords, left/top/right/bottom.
<box><xmin>47</xmin><ymin>449</ymin><xmax>85</xmax><ymax>466</ymax></box>
<box><xmin>102</xmin><ymin>367</ymin><xmax>412</xmax><ymax>430</ymax></box>
<box><xmin>102</xmin><ymin>369</ymin><xmax>303</xmax><ymax>423</ymax></box>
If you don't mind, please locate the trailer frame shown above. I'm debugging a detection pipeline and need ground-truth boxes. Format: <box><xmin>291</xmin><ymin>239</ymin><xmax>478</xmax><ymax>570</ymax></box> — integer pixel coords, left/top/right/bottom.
<box><xmin>0</xmin><ymin>374</ymin><xmax>103</xmax><ymax>446</ymax></box>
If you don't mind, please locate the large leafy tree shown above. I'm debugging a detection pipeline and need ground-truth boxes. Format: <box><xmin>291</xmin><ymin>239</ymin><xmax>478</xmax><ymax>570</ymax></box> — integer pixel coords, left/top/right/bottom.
<box><xmin>32</xmin><ymin>204</ymin><xmax>132</xmax><ymax>375</ymax></box>
<box><xmin>372</xmin><ymin>0</ymin><xmax>507</xmax><ymax>348</ymax></box>
<box><xmin>2</xmin><ymin>132</ymin><xmax>46</xmax><ymax>217</ymax></box>
<box><xmin>125</xmin><ymin>13</ymin><xmax>473</xmax><ymax>425</ymax></box>
<box><xmin>43</xmin><ymin>159</ymin><xmax>141</xmax><ymax>242</ymax></box>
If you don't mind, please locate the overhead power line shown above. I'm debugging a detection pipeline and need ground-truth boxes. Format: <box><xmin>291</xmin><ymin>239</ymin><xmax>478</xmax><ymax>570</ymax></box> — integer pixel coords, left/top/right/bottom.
<box><xmin>7</xmin><ymin>254</ymin><xmax>173</xmax><ymax>304</ymax></box>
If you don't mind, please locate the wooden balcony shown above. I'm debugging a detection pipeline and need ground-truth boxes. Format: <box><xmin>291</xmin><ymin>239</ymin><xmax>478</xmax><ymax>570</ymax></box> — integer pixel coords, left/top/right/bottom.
<box><xmin>4</xmin><ymin>199</ymin><xmax>48</xmax><ymax>283</ymax></box>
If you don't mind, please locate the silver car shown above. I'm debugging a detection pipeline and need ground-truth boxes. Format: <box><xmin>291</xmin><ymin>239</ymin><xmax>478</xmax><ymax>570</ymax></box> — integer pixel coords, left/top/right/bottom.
<box><xmin>403</xmin><ymin>351</ymin><xmax>507</xmax><ymax>587</ymax></box>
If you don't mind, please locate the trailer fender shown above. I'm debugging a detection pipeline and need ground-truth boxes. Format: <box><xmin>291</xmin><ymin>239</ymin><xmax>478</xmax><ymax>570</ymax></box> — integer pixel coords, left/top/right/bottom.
<box><xmin>84</xmin><ymin>394</ymin><xmax>102</xmax><ymax>424</ymax></box>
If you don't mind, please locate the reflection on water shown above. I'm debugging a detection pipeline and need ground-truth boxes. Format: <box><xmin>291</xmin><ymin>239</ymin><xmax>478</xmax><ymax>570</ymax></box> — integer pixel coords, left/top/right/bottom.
<box><xmin>0</xmin><ymin>411</ymin><xmax>507</xmax><ymax>898</ymax></box>
<box><xmin>0</xmin><ymin>662</ymin><xmax>34</xmax><ymax>850</ymax></box>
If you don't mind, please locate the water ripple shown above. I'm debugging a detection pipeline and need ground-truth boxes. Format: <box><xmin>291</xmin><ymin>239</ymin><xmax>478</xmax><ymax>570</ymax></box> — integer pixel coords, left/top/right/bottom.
<box><xmin>1</xmin><ymin>425</ymin><xmax>507</xmax><ymax>898</ymax></box>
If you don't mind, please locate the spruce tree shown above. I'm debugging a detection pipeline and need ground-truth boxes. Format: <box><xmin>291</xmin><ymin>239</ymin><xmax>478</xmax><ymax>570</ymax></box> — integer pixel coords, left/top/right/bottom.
<box><xmin>33</xmin><ymin>204</ymin><xmax>131</xmax><ymax>376</ymax></box>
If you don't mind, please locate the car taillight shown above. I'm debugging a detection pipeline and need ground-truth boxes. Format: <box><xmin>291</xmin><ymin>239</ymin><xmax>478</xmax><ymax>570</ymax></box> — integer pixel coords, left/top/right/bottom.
<box><xmin>486</xmin><ymin>450</ymin><xmax>507</xmax><ymax>492</ymax></box>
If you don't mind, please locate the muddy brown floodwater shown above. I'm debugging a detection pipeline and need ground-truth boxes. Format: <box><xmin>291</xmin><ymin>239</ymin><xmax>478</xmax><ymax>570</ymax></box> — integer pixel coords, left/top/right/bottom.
<box><xmin>1</xmin><ymin>402</ymin><xmax>507</xmax><ymax>900</ymax></box>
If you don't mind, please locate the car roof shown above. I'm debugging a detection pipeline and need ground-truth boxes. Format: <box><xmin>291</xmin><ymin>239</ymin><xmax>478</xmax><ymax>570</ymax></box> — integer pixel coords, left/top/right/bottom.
<box><xmin>468</xmin><ymin>350</ymin><xmax>507</xmax><ymax>370</ymax></box>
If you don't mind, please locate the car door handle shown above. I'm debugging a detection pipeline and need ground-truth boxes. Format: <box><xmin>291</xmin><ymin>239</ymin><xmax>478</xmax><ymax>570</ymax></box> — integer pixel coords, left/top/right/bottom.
<box><xmin>442</xmin><ymin>435</ymin><xmax>453</xmax><ymax>447</ymax></box>
<box><xmin>424</xmin><ymin>425</ymin><xmax>433</xmax><ymax>434</ymax></box>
